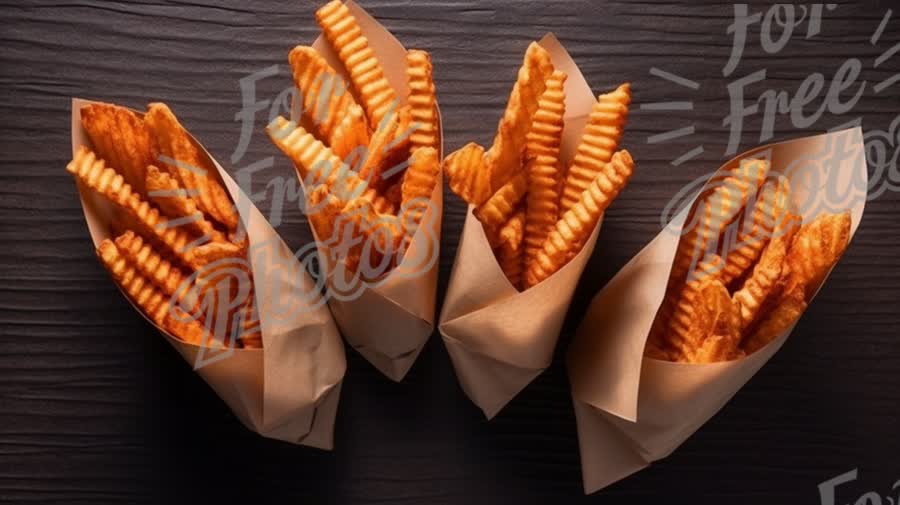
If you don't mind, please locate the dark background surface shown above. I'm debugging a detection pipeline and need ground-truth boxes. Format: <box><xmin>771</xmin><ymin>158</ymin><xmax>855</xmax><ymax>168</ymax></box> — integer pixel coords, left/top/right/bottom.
<box><xmin>1</xmin><ymin>1</ymin><xmax>898</xmax><ymax>504</ymax></box>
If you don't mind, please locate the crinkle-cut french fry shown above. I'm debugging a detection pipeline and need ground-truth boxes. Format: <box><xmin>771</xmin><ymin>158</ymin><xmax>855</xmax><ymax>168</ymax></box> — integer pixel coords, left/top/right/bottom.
<box><xmin>266</xmin><ymin>116</ymin><xmax>393</xmax><ymax>214</ymax></box>
<box><xmin>484</xmin><ymin>42</ymin><xmax>554</xmax><ymax>192</ymax></box>
<box><xmin>646</xmin><ymin>158</ymin><xmax>769</xmax><ymax>351</ymax></box>
<box><xmin>145</xmin><ymin>165</ymin><xmax>227</xmax><ymax>243</ymax></box>
<box><xmin>400</xmin><ymin>147</ymin><xmax>439</xmax><ymax>237</ymax></box>
<box><xmin>664</xmin><ymin>254</ymin><xmax>725</xmax><ymax>360</ymax></box>
<box><xmin>444</xmin><ymin>142</ymin><xmax>492</xmax><ymax>206</ymax></box>
<box><xmin>559</xmin><ymin>83</ymin><xmax>631</xmax><ymax>213</ymax></box>
<box><xmin>721</xmin><ymin>176</ymin><xmax>791</xmax><ymax>286</ymax></box>
<box><xmin>306</xmin><ymin>184</ymin><xmax>346</xmax><ymax>242</ymax></box>
<box><xmin>191</xmin><ymin>240</ymin><xmax>247</xmax><ymax>270</ymax></box>
<box><xmin>316</xmin><ymin>0</ymin><xmax>397</xmax><ymax>127</ymax></box>
<box><xmin>681</xmin><ymin>278</ymin><xmax>742</xmax><ymax>363</ymax></box>
<box><xmin>114</xmin><ymin>230</ymin><xmax>191</xmax><ymax>301</ymax></box>
<box><xmin>733</xmin><ymin>237</ymin><xmax>788</xmax><ymax>330</ymax></box>
<box><xmin>145</xmin><ymin>103</ymin><xmax>238</xmax><ymax>233</ymax></box>
<box><xmin>97</xmin><ymin>239</ymin><xmax>210</xmax><ymax>346</ymax></box>
<box><xmin>357</xmin><ymin>106</ymin><xmax>404</xmax><ymax>189</ymax></box>
<box><xmin>80</xmin><ymin>103</ymin><xmax>158</xmax><ymax>197</ymax></box>
<box><xmin>523</xmin><ymin>70</ymin><xmax>566</xmax><ymax>271</ymax></box>
<box><xmin>524</xmin><ymin>150</ymin><xmax>635</xmax><ymax>288</ymax></box>
<box><xmin>332</xmin><ymin>198</ymin><xmax>402</xmax><ymax>277</ymax></box>
<box><xmin>383</xmin><ymin>104</ymin><xmax>414</xmax><ymax>172</ymax></box>
<box><xmin>329</xmin><ymin>103</ymin><xmax>370</xmax><ymax>161</ymax></box>
<box><xmin>690</xmin><ymin>334</ymin><xmax>745</xmax><ymax>363</ymax></box>
<box><xmin>742</xmin><ymin>283</ymin><xmax>807</xmax><ymax>354</ymax></box>
<box><xmin>474</xmin><ymin>171</ymin><xmax>528</xmax><ymax>231</ymax></box>
<box><xmin>496</xmin><ymin>210</ymin><xmax>525</xmax><ymax>289</ymax></box>
<box><xmin>342</xmin><ymin>197</ymin><xmax>404</xmax><ymax>257</ymax></box>
<box><xmin>289</xmin><ymin>45</ymin><xmax>361</xmax><ymax>143</ymax></box>
<box><xmin>406</xmin><ymin>49</ymin><xmax>439</xmax><ymax>153</ymax></box>
<box><xmin>67</xmin><ymin>147</ymin><xmax>202</xmax><ymax>269</ymax></box>
<box><xmin>784</xmin><ymin>211</ymin><xmax>851</xmax><ymax>300</ymax></box>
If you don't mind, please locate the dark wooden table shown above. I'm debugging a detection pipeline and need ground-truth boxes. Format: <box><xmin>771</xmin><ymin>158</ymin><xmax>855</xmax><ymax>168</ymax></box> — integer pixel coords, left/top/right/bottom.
<box><xmin>2</xmin><ymin>1</ymin><xmax>898</xmax><ymax>503</ymax></box>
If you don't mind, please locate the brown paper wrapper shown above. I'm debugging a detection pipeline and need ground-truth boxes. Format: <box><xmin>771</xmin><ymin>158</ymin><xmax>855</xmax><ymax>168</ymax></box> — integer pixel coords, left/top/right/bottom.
<box><xmin>567</xmin><ymin>128</ymin><xmax>867</xmax><ymax>493</ymax></box>
<box><xmin>71</xmin><ymin>98</ymin><xmax>347</xmax><ymax>449</ymax></box>
<box><xmin>438</xmin><ymin>34</ymin><xmax>603</xmax><ymax>419</ymax></box>
<box><xmin>291</xmin><ymin>0</ymin><xmax>443</xmax><ymax>382</ymax></box>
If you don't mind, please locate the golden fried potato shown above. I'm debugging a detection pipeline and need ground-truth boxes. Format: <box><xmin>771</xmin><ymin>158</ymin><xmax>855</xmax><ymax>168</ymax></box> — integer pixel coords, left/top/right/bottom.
<box><xmin>523</xmin><ymin>70</ymin><xmax>566</xmax><ymax>272</ymax></box>
<box><xmin>645</xmin><ymin>166</ymin><xmax>850</xmax><ymax>362</ymax></box>
<box><xmin>484</xmin><ymin>42</ymin><xmax>554</xmax><ymax>192</ymax></box>
<box><xmin>306</xmin><ymin>184</ymin><xmax>345</xmax><ymax>242</ymax></box>
<box><xmin>785</xmin><ymin>211</ymin><xmax>852</xmax><ymax>300</ymax></box>
<box><xmin>266</xmin><ymin>116</ymin><xmax>393</xmax><ymax>213</ymax></box>
<box><xmin>340</xmin><ymin>198</ymin><xmax>403</xmax><ymax>274</ymax></box>
<box><xmin>690</xmin><ymin>335</ymin><xmax>745</xmax><ymax>364</ymax></box>
<box><xmin>742</xmin><ymin>283</ymin><xmax>807</xmax><ymax>354</ymax></box>
<box><xmin>145</xmin><ymin>103</ymin><xmax>238</xmax><ymax>233</ymax></box>
<box><xmin>357</xmin><ymin>106</ymin><xmax>403</xmax><ymax>189</ymax></box>
<box><xmin>115</xmin><ymin>230</ymin><xmax>191</xmax><ymax>301</ymax></box>
<box><xmin>289</xmin><ymin>45</ymin><xmax>361</xmax><ymax>143</ymax></box>
<box><xmin>267</xmin><ymin>117</ymin><xmax>344</xmax><ymax>181</ymax></box>
<box><xmin>474</xmin><ymin>171</ymin><xmax>528</xmax><ymax>231</ymax></box>
<box><xmin>523</xmin><ymin>150</ymin><xmax>634</xmax><ymax>288</ymax></box>
<box><xmin>97</xmin><ymin>239</ymin><xmax>209</xmax><ymax>346</ymax></box>
<box><xmin>406</xmin><ymin>49</ymin><xmax>439</xmax><ymax>153</ymax></box>
<box><xmin>733</xmin><ymin>237</ymin><xmax>788</xmax><ymax>330</ymax></box>
<box><xmin>67</xmin><ymin>147</ymin><xmax>199</xmax><ymax>269</ymax></box>
<box><xmin>496</xmin><ymin>210</ymin><xmax>525</xmax><ymax>289</ymax></box>
<box><xmin>348</xmin><ymin>198</ymin><xmax>403</xmax><ymax>253</ymax></box>
<box><xmin>664</xmin><ymin>254</ymin><xmax>725</xmax><ymax>359</ymax></box>
<box><xmin>190</xmin><ymin>241</ymin><xmax>247</xmax><ymax>269</ymax></box>
<box><xmin>81</xmin><ymin>103</ymin><xmax>158</xmax><ymax>198</ymax></box>
<box><xmin>316</xmin><ymin>0</ymin><xmax>397</xmax><ymax>127</ymax></box>
<box><xmin>444</xmin><ymin>142</ymin><xmax>492</xmax><ymax>205</ymax></box>
<box><xmin>145</xmin><ymin>165</ymin><xmax>226</xmax><ymax>243</ymax></box>
<box><xmin>378</xmin><ymin>105</ymin><xmax>415</xmax><ymax>183</ymax></box>
<box><xmin>647</xmin><ymin>158</ymin><xmax>769</xmax><ymax>350</ymax></box>
<box><xmin>329</xmin><ymin>103</ymin><xmax>370</xmax><ymax>161</ymax></box>
<box><xmin>721</xmin><ymin>177</ymin><xmax>790</xmax><ymax>286</ymax></box>
<box><xmin>400</xmin><ymin>147</ymin><xmax>439</xmax><ymax>236</ymax></box>
<box><xmin>681</xmin><ymin>278</ymin><xmax>741</xmax><ymax>363</ymax></box>
<box><xmin>559</xmin><ymin>83</ymin><xmax>631</xmax><ymax>213</ymax></box>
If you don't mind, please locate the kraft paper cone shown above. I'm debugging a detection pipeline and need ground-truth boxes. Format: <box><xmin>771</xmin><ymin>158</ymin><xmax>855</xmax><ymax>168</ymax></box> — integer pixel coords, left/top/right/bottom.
<box><xmin>289</xmin><ymin>0</ymin><xmax>443</xmax><ymax>382</ymax></box>
<box><xmin>71</xmin><ymin>98</ymin><xmax>347</xmax><ymax>449</ymax></box>
<box><xmin>439</xmin><ymin>34</ymin><xmax>605</xmax><ymax>419</ymax></box>
<box><xmin>567</xmin><ymin>128</ymin><xmax>867</xmax><ymax>493</ymax></box>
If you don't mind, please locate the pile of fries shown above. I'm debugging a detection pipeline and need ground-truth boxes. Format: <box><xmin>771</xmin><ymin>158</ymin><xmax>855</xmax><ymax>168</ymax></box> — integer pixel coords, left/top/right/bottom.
<box><xmin>267</xmin><ymin>0</ymin><xmax>440</xmax><ymax>279</ymax></box>
<box><xmin>67</xmin><ymin>102</ymin><xmax>260</xmax><ymax>349</ymax></box>
<box><xmin>645</xmin><ymin>159</ymin><xmax>852</xmax><ymax>363</ymax></box>
<box><xmin>443</xmin><ymin>42</ymin><xmax>635</xmax><ymax>291</ymax></box>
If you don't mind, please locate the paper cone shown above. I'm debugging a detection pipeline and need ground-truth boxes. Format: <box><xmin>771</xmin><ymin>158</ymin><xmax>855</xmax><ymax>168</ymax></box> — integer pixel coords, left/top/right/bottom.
<box><xmin>438</xmin><ymin>34</ymin><xmax>605</xmax><ymax>419</ymax></box>
<box><xmin>71</xmin><ymin>98</ymin><xmax>347</xmax><ymax>449</ymax></box>
<box><xmin>567</xmin><ymin>128</ymin><xmax>868</xmax><ymax>493</ymax></box>
<box><xmin>288</xmin><ymin>0</ymin><xmax>443</xmax><ymax>382</ymax></box>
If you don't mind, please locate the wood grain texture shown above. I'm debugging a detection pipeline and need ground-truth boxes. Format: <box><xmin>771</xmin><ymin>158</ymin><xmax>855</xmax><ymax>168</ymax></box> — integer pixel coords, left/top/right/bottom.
<box><xmin>1</xmin><ymin>1</ymin><xmax>898</xmax><ymax>503</ymax></box>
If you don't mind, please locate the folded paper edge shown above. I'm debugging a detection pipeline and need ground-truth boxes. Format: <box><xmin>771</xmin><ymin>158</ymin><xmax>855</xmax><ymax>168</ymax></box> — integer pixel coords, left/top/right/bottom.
<box><xmin>443</xmin><ymin>334</ymin><xmax>545</xmax><ymax>419</ymax></box>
